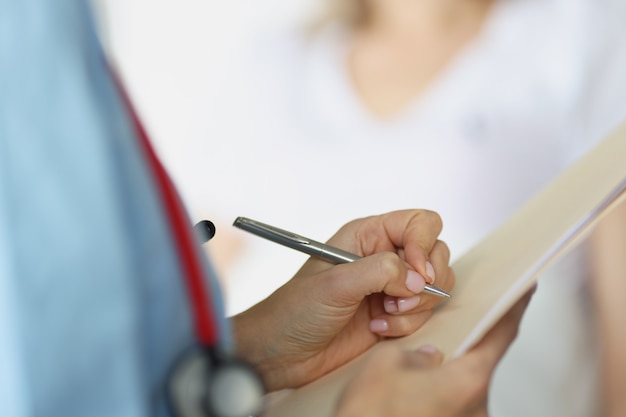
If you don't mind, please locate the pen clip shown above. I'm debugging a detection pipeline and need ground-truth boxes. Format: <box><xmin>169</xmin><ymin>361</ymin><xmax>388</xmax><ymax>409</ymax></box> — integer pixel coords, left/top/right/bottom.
<box><xmin>264</xmin><ymin>226</ymin><xmax>310</xmax><ymax>244</ymax></box>
<box><xmin>234</xmin><ymin>217</ymin><xmax>310</xmax><ymax>244</ymax></box>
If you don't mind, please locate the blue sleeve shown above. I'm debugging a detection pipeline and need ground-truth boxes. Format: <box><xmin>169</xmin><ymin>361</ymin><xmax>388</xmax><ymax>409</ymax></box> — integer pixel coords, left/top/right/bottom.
<box><xmin>0</xmin><ymin>0</ymin><xmax>230</xmax><ymax>416</ymax></box>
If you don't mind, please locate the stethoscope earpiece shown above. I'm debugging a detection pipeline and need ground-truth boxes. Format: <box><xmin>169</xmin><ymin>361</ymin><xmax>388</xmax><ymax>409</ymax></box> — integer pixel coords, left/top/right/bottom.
<box><xmin>194</xmin><ymin>220</ymin><xmax>216</xmax><ymax>243</ymax></box>
<box><xmin>167</xmin><ymin>220</ymin><xmax>266</xmax><ymax>417</ymax></box>
<box><xmin>126</xmin><ymin>87</ymin><xmax>265</xmax><ymax>417</ymax></box>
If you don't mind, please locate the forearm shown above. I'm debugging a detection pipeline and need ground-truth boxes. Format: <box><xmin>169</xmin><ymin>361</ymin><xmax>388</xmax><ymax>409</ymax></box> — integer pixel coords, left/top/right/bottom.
<box><xmin>232</xmin><ymin>301</ymin><xmax>286</xmax><ymax>391</ymax></box>
<box><xmin>589</xmin><ymin>200</ymin><xmax>626</xmax><ymax>416</ymax></box>
<box><xmin>231</xmin><ymin>288</ymin><xmax>307</xmax><ymax>392</ymax></box>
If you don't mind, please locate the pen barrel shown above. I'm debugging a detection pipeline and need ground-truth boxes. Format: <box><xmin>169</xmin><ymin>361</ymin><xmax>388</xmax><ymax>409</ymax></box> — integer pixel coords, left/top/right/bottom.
<box><xmin>233</xmin><ymin>217</ymin><xmax>360</xmax><ymax>264</ymax></box>
<box><xmin>233</xmin><ymin>216</ymin><xmax>450</xmax><ymax>298</ymax></box>
<box><xmin>318</xmin><ymin>246</ymin><xmax>360</xmax><ymax>264</ymax></box>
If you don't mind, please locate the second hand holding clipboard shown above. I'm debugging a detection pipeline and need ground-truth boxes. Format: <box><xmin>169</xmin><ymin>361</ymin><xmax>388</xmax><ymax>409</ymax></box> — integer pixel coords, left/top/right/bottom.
<box><xmin>233</xmin><ymin>216</ymin><xmax>450</xmax><ymax>298</ymax></box>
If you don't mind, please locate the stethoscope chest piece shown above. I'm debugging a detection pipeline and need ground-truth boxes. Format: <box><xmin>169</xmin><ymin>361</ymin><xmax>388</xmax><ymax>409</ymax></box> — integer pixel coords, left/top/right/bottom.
<box><xmin>168</xmin><ymin>349</ymin><xmax>266</xmax><ymax>417</ymax></box>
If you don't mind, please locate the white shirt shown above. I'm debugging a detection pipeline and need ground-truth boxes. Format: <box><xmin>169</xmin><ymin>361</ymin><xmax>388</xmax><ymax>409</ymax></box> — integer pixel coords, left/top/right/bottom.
<box><xmin>182</xmin><ymin>0</ymin><xmax>626</xmax><ymax>305</ymax></box>
<box><xmin>175</xmin><ymin>0</ymin><xmax>626</xmax><ymax>415</ymax></box>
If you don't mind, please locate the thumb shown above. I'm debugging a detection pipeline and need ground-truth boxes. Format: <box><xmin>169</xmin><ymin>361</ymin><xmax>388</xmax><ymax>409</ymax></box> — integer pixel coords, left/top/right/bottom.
<box><xmin>322</xmin><ymin>252</ymin><xmax>427</xmax><ymax>303</ymax></box>
<box><xmin>403</xmin><ymin>345</ymin><xmax>444</xmax><ymax>369</ymax></box>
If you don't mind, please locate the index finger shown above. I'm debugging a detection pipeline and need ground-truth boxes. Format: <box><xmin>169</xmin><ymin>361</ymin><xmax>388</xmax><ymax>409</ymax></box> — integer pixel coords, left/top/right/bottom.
<box><xmin>354</xmin><ymin>209</ymin><xmax>444</xmax><ymax>281</ymax></box>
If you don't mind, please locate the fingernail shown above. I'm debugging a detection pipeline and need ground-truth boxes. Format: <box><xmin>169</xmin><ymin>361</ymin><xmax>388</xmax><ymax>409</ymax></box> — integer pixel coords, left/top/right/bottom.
<box><xmin>397</xmin><ymin>295</ymin><xmax>421</xmax><ymax>313</ymax></box>
<box><xmin>417</xmin><ymin>344</ymin><xmax>439</xmax><ymax>354</ymax></box>
<box><xmin>384</xmin><ymin>296</ymin><xmax>399</xmax><ymax>313</ymax></box>
<box><xmin>405</xmin><ymin>270</ymin><xmax>426</xmax><ymax>293</ymax></box>
<box><xmin>425</xmin><ymin>262</ymin><xmax>436</xmax><ymax>284</ymax></box>
<box><xmin>370</xmin><ymin>319</ymin><xmax>389</xmax><ymax>333</ymax></box>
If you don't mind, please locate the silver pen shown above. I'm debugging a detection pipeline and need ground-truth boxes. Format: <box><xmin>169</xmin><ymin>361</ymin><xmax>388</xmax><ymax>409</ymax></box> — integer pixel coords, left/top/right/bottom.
<box><xmin>233</xmin><ymin>216</ymin><xmax>450</xmax><ymax>298</ymax></box>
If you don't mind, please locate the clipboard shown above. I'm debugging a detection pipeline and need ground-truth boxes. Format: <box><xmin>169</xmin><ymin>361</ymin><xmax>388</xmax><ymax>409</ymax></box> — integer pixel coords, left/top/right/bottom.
<box><xmin>264</xmin><ymin>119</ymin><xmax>626</xmax><ymax>417</ymax></box>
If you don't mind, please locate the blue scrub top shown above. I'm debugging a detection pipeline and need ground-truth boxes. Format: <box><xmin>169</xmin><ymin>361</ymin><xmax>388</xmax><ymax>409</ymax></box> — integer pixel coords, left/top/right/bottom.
<box><xmin>0</xmin><ymin>1</ymin><xmax>229</xmax><ymax>416</ymax></box>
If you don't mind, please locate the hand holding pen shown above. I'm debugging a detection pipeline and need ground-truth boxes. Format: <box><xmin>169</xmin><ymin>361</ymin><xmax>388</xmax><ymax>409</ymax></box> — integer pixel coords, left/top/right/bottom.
<box><xmin>233</xmin><ymin>216</ymin><xmax>450</xmax><ymax>298</ymax></box>
<box><xmin>230</xmin><ymin>210</ymin><xmax>455</xmax><ymax>391</ymax></box>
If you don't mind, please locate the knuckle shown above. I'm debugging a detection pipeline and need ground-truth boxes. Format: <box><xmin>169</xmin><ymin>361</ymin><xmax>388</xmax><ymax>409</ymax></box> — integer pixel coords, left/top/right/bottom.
<box><xmin>422</xmin><ymin>209</ymin><xmax>443</xmax><ymax>231</ymax></box>
<box><xmin>377</xmin><ymin>252</ymin><xmax>402</xmax><ymax>278</ymax></box>
<box><xmin>393</xmin><ymin>316</ymin><xmax>416</xmax><ymax>335</ymax></box>
<box><xmin>436</xmin><ymin>239</ymin><xmax>450</xmax><ymax>258</ymax></box>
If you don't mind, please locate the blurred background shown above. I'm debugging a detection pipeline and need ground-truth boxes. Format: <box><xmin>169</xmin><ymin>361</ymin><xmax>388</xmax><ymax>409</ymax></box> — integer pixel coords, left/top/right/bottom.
<box><xmin>91</xmin><ymin>0</ymin><xmax>319</xmax><ymax>311</ymax></box>
<box><xmin>92</xmin><ymin>0</ymin><xmax>315</xmax><ymax>199</ymax></box>
<box><xmin>89</xmin><ymin>3</ymin><xmax>626</xmax><ymax>416</ymax></box>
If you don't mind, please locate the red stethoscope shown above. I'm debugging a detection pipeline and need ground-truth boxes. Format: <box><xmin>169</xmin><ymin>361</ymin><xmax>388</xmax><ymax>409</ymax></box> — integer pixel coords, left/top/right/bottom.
<box><xmin>120</xmin><ymin>84</ymin><xmax>266</xmax><ymax>417</ymax></box>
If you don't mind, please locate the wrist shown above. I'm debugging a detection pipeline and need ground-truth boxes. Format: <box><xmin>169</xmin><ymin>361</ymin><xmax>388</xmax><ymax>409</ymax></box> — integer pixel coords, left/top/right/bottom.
<box><xmin>232</xmin><ymin>303</ymin><xmax>291</xmax><ymax>392</ymax></box>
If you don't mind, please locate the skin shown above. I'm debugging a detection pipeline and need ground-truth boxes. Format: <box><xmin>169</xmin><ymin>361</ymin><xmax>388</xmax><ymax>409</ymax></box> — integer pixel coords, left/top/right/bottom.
<box><xmin>335</xmin><ymin>289</ymin><xmax>534</xmax><ymax>417</ymax></box>
<box><xmin>233</xmin><ymin>209</ymin><xmax>455</xmax><ymax>391</ymax></box>
<box><xmin>337</xmin><ymin>0</ymin><xmax>626</xmax><ymax>414</ymax></box>
<box><xmin>215</xmin><ymin>2</ymin><xmax>623</xmax><ymax>413</ymax></box>
<box><xmin>589</xmin><ymin>200</ymin><xmax>626</xmax><ymax>417</ymax></box>
<box><xmin>348</xmin><ymin>0</ymin><xmax>494</xmax><ymax>117</ymax></box>
<box><xmin>233</xmin><ymin>209</ymin><xmax>532</xmax><ymax>416</ymax></box>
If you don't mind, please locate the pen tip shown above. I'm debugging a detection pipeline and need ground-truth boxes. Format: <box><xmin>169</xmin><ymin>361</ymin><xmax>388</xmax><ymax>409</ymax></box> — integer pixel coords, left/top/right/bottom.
<box><xmin>425</xmin><ymin>284</ymin><xmax>451</xmax><ymax>298</ymax></box>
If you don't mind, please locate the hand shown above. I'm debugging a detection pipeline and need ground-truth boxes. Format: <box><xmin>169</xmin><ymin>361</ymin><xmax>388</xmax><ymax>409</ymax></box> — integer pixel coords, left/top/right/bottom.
<box><xmin>233</xmin><ymin>209</ymin><xmax>455</xmax><ymax>391</ymax></box>
<box><xmin>334</xmin><ymin>289</ymin><xmax>534</xmax><ymax>417</ymax></box>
